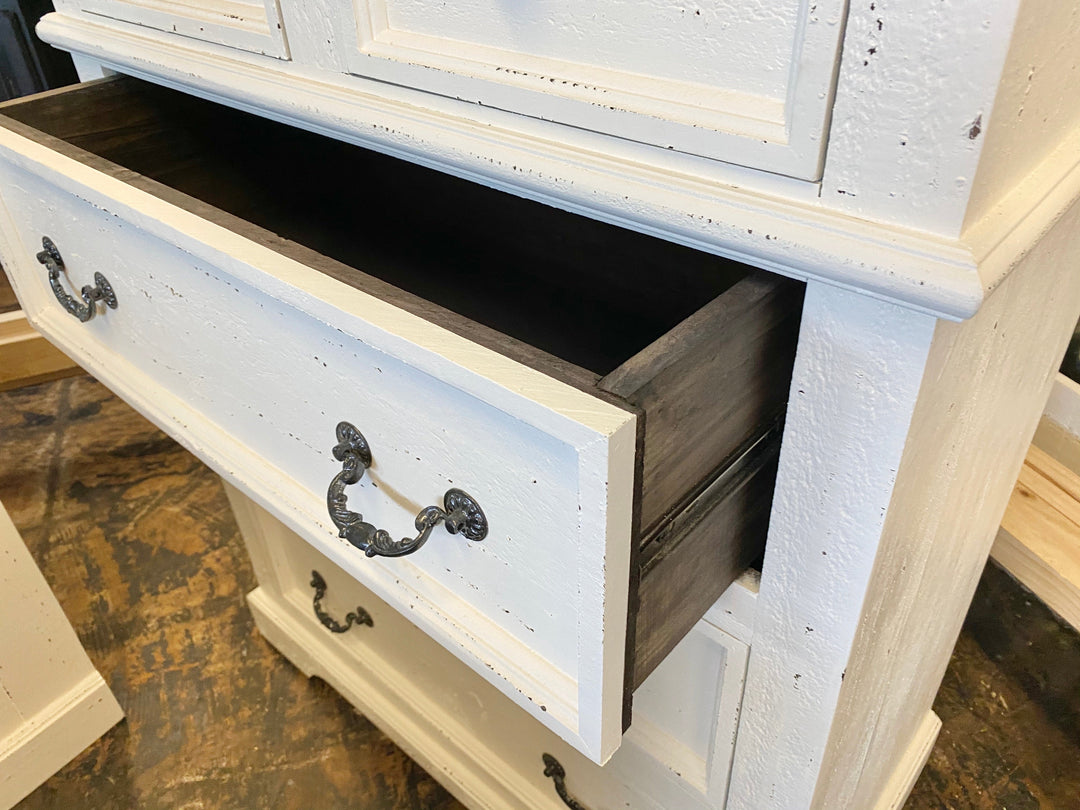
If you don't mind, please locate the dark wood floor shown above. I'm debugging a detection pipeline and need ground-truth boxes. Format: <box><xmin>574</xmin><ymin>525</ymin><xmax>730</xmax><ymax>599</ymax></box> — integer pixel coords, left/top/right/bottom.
<box><xmin>2</xmin><ymin>375</ymin><xmax>1078</xmax><ymax>809</ymax></box>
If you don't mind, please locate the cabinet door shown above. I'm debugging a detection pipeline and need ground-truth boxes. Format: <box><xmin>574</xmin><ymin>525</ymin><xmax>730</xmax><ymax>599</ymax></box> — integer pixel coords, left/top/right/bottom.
<box><xmin>339</xmin><ymin>0</ymin><xmax>844</xmax><ymax>179</ymax></box>
<box><xmin>74</xmin><ymin>0</ymin><xmax>288</xmax><ymax>57</ymax></box>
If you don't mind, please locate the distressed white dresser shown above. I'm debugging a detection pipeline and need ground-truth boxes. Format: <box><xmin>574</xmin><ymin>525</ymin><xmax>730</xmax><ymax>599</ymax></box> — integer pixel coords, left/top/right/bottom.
<box><xmin>0</xmin><ymin>1</ymin><xmax>1079</xmax><ymax>808</ymax></box>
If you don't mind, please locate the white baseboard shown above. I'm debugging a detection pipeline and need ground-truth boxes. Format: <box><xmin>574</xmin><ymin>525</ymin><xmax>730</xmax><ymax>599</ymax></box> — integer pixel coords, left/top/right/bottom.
<box><xmin>247</xmin><ymin>587</ymin><xmax>562</xmax><ymax>810</ymax></box>
<box><xmin>872</xmin><ymin>711</ymin><xmax>941</xmax><ymax>810</ymax></box>
<box><xmin>0</xmin><ymin>672</ymin><xmax>124</xmax><ymax>810</ymax></box>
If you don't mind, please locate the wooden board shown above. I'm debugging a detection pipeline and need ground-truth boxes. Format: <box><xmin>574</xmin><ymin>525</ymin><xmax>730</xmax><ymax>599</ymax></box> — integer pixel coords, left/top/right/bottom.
<box><xmin>992</xmin><ymin>443</ymin><xmax>1080</xmax><ymax>631</ymax></box>
<box><xmin>0</xmin><ymin>310</ymin><xmax>81</xmax><ymax>391</ymax></box>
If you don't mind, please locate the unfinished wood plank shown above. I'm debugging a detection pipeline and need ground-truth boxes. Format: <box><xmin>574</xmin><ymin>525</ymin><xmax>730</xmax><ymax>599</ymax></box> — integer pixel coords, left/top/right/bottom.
<box><xmin>0</xmin><ymin>311</ymin><xmax>81</xmax><ymax>391</ymax></box>
<box><xmin>993</xmin><ymin>451</ymin><xmax>1080</xmax><ymax>631</ymax></box>
<box><xmin>1024</xmin><ymin>443</ymin><xmax>1080</xmax><ymax>508</ymax></box>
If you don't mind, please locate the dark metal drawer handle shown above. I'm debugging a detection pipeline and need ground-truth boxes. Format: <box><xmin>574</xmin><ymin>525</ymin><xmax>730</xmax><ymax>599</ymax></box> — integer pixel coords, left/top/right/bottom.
<box><xmin>542</xmin><ymin>755</ymin><xmax>589</xmax><ymax>810</ymax></box>
<box><xmin>36</xmin><ymin>236</ymin><xmax>117</xmax><ymax>322</ymax></box>
<box><xmin>310</xmin><ymin>570</ymin><xmax>373</xmax><ymax>633</ymax></box>
<box><xmin>326</xmin><ymin>421</ymin><xmax>488</xmax><ymax>558</ymax></box>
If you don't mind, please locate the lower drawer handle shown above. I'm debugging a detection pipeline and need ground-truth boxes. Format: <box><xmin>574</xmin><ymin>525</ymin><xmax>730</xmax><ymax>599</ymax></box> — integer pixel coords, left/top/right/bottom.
<box><xmin>542</xmin><ymin>755</ymin><xmax>589</xmax><ymax>810</ymax></box>
<box><xmin>310</xmin><ymin>570</ymin><xmax>373</xmax><ymax>632</ymax></box>
<box><xmin>36</xmin><ymin>236</ymin><xmax>117</xmax><ymax>322</ymax></box>
<box><xmin>326</xmin><ymin>421</ymin><xmax>488</xmax><ymax>558</ymax></box>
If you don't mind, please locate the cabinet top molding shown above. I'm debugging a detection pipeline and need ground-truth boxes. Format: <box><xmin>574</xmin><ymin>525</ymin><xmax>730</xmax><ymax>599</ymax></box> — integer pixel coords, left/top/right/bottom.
<box><xmin>36</xmin><ymin>0</ymin><xmax>1080</xmax><ymax>321</ymax></box>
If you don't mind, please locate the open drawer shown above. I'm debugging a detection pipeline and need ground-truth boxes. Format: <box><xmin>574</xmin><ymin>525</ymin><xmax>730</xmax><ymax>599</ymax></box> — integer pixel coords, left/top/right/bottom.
<box><xmin>0</xmin><ymin>76</ymin><xmax>801</xmax><ymax>763</ymax></box>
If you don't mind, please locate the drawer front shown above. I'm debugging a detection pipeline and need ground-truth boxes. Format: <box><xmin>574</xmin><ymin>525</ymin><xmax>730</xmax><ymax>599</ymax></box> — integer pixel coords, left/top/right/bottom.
<box><xmin>341</xmin><ymin>0</ymin><xmax>845</xmax><ymax>179</ymax></box>
<box><xmin>60</xmin><ymin>0</ymin><xmax>290</xmax><ymax>57</ymax></box>
<box><xmin>0</xmin><ymin>127</ymin><xmax>636</xmax><ymax>762</ymax></box>
<box><xmin>231</xmin><ymin>485</ymin><xmax>753</xmax><ymax>810</ymax></box>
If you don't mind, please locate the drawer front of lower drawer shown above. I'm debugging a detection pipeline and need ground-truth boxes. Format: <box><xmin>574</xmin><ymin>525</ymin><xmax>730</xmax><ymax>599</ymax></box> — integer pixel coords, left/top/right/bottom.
<box><xmin>0</xmin><ymin>131</ymin><xmax>636</xmax><ymax>762</ymax></box>
<box><xmin>233</xmin><ymin>486</ymin><xmax>752</xmax><ymax>810</ymax></box>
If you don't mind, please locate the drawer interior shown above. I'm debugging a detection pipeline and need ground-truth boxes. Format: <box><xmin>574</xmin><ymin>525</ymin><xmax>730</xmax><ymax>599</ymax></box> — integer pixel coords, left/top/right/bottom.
<box><xmin>0</xmin><ymin>77</ymin><xmax>749</xmax><ymax>378</ymax></box>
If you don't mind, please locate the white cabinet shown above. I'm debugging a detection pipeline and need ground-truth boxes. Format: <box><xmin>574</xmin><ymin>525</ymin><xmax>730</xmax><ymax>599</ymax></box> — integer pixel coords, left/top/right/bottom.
<box><xmin>15</xmin><ymin>1</ymin><xmax>1080</xmax><ymax>808</ymax></box>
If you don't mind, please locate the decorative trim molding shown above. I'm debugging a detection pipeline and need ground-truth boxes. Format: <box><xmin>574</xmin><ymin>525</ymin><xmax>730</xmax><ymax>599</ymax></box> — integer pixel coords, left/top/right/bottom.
<box><xmin>31</xmin><ymin>12</ymin><xmax>995</xmax><ymax>321</ymax></box>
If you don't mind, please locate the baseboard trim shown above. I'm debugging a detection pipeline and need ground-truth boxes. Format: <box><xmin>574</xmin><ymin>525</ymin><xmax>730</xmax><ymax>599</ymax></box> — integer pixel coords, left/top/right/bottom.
<box><xmin>247</xmin><ymin>587</ymin><xmax>565</xmax><ymax>810</ymax></box>
<box><xmin>0</xmin><ymin>672</ymin><xmax>124</xmax><ymax>810</ymax></box>
<box><xmin>871</xmin><ymin>711</ymin><xmax>941</xmax><ymax>810</ymax></box>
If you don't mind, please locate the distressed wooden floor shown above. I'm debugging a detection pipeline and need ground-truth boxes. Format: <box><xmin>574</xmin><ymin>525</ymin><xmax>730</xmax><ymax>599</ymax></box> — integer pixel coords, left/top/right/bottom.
<box><xmin>2</xmin><ymin>375</ymin><xmax>1078</xmax><ymax>809</ymax></box>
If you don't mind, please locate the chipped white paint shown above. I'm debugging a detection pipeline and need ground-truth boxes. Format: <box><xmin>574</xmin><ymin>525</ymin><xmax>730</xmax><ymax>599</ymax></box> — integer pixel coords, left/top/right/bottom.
<box><xmin>31</xmin><ymin>0</ymin><xmax>1080</xmax><ymax>318</ymax></box>
<box><xmin>227</xmin><ymin>487</ymin><xmax>758</xmax><ymax>810</ymax></box>
<box><xmin>29</xmin><ymin>11</ymin><xmax>985</xmax><ymax>321</ymax></box>
<box><xmin>820</xmin><ymin>0</ymin><xmax>1023</xmax><ymax>237</ymax></box>
<box><xmin>0</xmin><ymin>126</ymin><xmax>637</xmax><ymax>763</ymax></box>
<box><xmin>9</xmin><ymin>0</ymin><xmax>1080</xmax><ymax>807</ymax></box>
<box><xmin>730</xmin><ymin>199</ymin><xmax>1080</xmax><ymax>810</ymax></box>
<box><xmin>0</xmin><ymin>502</ymin><xmax>123</xmax><ymax>809</ymax></box>
<box><xmin>339</xmin><ymin>0</ymin><xmax>845</xmax><ymax>178</ymax></box>
<box><xmin>60</xmin><ymin>0</ymin><xmax>289</xmax><ymax>57</ymax></box>
<box><xmin>964</xmin><ymin>0</ymin><xmax>1080</xmax><ymax>231</ymax></box>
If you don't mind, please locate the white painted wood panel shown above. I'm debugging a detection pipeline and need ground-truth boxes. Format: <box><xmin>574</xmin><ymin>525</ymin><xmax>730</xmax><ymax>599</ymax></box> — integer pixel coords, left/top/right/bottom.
<box><xmin>341</xmin><ymin>0</ymin><xmax>845</xmax><ymax>179</ymax></box>
<box><xmin>730</xmin><ymin>197</ymin><xmax>1080</xmax><ymax>810</ymax></box>
<box><xmin>0</xmin><ymin>502</ymin><xmax>123</xmax><ymax>809</ymax></box>
<box><xmin>227</xmin><ymin>486</ymin><xmax>757</xmax><ymax>810</ymax></box>
<box><xmin>0</xmin><ymin>126</ymin><xmax>637</xmax><ymax>763</ymax></box>
<box><xmin>68</xmin><ymin>0</ymin><xmax>289</xmax><ymax>57</ymax></box>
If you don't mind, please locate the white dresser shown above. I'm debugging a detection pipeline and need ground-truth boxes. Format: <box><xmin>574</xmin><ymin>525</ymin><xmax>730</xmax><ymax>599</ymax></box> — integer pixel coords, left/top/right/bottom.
<box><xmin>0</xmin><ymin>1</ymin><xmax>1078</xmax><ymax>808</ymax></box>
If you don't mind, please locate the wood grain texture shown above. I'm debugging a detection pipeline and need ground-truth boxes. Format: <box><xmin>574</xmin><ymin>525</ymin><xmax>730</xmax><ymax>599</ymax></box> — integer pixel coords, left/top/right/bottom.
<box><xmin>632</xmin><ymin>425</ymin><xmax>780</xmax><ymax>690</ymax></box>
<box><xmin>601</xmin><ymin>273</ymin><xmax>801</xmax><ymax>534</ymax></box>
<box><xmin>0</xmin><ymin>310</ymin><xmax>81</xmax><ymax>391</ymax></box>
<box><xmin>992</xmin><ymin>445</ymin><xmax>1080</xmax><ymax>630</ymax></box>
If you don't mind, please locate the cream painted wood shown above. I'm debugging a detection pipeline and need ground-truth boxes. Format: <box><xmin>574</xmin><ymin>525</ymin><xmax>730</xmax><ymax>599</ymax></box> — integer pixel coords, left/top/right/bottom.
<box><xmin>339</xmin><ymin>0</ymin><xmax>844</xmax><ymax>179</ymax></box>
<box><xmin>1038</xmin><ymin>373</ymin><xmax>1080</xmax><ymax>465</ymax></box>
<box><xmin>225</xmin><ymin>482</ymin><xmax>757</xmax><ymax>810</ymax></box>
<box><xmin>59</xmin><ymin>0</ymin><xmax>289</xmax><ymax>57</ymax></box>
<box><xmin>730</xmin><ymin>199</ymin><xmax>1080</xmax><ymax>810</ymax></box>
<box><xmin>0</xmin><ymin>123</ymin><xmax>638</xmax><ymax>763</ymax></box>
<box><xmin>0</xmin><ymin>501</ymin><xmax>124</xmax><ymax>809</ymax></box>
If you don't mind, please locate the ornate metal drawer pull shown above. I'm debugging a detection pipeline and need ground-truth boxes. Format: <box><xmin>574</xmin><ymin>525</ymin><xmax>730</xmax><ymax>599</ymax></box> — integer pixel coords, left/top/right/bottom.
<box><xmin>326</xmin><ymin>421</ymin><xmax>488</xmax><ymax>558</ymax></box>
<box><xmin>310</xmin><ymin>570</ymin><xmax>373</xmax><ymax>633</ymax></box>
<box><xmin>542</xmin><ymin>755</ymin><xmax>589</xmax><ymax>810</ymax></box>
<box><xmin>36</xmin><ymin>236</ymin><xmax>117</xmax><ymax>322</ymax></box>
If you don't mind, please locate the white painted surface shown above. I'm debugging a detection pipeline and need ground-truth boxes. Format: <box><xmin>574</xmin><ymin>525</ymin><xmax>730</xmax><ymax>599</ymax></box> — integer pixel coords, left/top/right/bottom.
<box><xmin>730</xmin><ymin>199</ymin><xmax>1080</xmax><ymax>810</ymax></box>
<box><xmin>1043</xmin><ymin>373</ymin><xmax>1080</xmax><ymax>441</ymax></box>
<box><xmin>29</xmin><ymin>1</ymin><xmax>1080</xmax><ymax>316</ymax></box>
<box><xmin>729</xmin><ymin>281</ymin><xmax>937</xmax><ymax>810</ymax></box>
<box><xmin>65</xmin><ymin>0</ymin><xmax>289</xmax><ymax>57</ymax></box>
<box><xmin>31</xmin><ymin>12</ymin><xmax>991</xmax><ymax>321</ymax></box>
<box><xmin>341</xmin><ymin>0</ymin><xmax>845</xmax><ymax>178</ymax></box>
<box><xmin>228</xmin><ymin>485</ymin><xmax>757</xmax><ymax>810</ymax></box>
<box><xmin>964</xmin><ymin>0</ymin><xmax>1080</xmax><ymax>232</ymax></box>
<box><xmin>0</xmin><ymin>502</ymin><xmax>123</xmax><ymax>809</ymax></box>
<box><xmin>0</xmin><ymin>125</ymin><xmax>637</xmax><ymax>763</ymax></box>
<box><xmin>870</xmin><ymin>711</ymin><xmax>941</xmax><ymax>810</ymax></box>
<box><xmin>820</xmin><ymin>0</ymin><xmax>1022</xmax><ymax>237</ymax></box>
